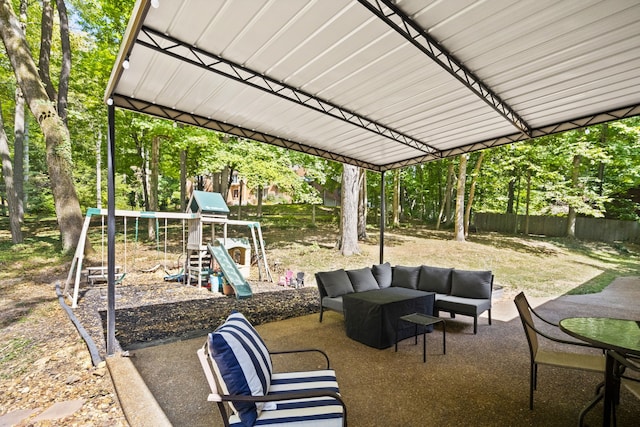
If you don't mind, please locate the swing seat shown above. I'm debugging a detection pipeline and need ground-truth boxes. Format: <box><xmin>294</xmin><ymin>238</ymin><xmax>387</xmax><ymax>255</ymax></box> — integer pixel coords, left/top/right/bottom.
<box><xmin>86</xmin><ymin>266</ymin><xmax>123</xmax><ymax>285</ymax></box>
<box><xmin>164</xmin><ymin>269</ymin><xmax>185</xmax><ymax>283</ymax></box>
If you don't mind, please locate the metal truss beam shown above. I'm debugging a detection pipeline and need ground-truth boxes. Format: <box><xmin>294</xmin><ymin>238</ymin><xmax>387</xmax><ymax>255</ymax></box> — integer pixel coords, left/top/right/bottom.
<box><xmin>110</xmin><ymin>94</ymin><xmax>384</xmax><ymax>172</ymax></box>
<box><xmin>110</xmin><ymin>94</ymin><xmax>639</xmax><ymax>173</ymax></box>
<box><xmin>380</xmin><ymin>103</ymin><xmax>640</xmax><ymax>171</ymax></box>
<box><xmin>136</xmin><ymin>26</ymin><xmax>437</xmax><ymax>155</ymax></box>
<box><xmin>358</xmin><ymin>0</ymin><xmax>532</xmax><ymax>136</ymax></box>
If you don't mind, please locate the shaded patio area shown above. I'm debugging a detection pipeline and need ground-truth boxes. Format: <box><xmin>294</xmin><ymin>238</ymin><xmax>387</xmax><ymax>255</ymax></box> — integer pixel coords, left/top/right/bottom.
<box><xmin>113</xmin><ymin>277</ymin><xmax>640</xmax><ymax>426</ymax></box>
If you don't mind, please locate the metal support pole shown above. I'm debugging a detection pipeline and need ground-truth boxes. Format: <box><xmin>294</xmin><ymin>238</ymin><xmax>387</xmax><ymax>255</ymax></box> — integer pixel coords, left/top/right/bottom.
<box><xmin>107</xmin><ymin>103</ymin><xmax>116</xmax><ymax>356</ymax></box>
<box><xmin>379</xmin><ymin>171</ymin><xmax>385</xmax><ymax>264</ymax></box>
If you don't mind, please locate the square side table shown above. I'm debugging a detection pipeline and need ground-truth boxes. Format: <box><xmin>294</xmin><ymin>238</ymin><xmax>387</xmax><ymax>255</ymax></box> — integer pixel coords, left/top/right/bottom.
<box><xmin>395</xmin><ymin>313</ymin><xmax>446</xmax><ymax>363</ymax></box>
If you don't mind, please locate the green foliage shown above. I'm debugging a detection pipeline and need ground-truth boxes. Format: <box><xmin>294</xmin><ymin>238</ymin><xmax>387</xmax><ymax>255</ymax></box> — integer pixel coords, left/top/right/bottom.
<box><xmin>1</xmin><ymin>0</ymin><xmax>639</xmax><ymax>237</ymax></box>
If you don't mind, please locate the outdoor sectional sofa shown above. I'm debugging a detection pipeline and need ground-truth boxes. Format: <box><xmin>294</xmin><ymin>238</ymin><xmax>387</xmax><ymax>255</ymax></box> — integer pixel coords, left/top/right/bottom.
<box><xmin>315</xmin><ymin>263</ymin><xmax>494</xmax><ymax>336</ymax></box>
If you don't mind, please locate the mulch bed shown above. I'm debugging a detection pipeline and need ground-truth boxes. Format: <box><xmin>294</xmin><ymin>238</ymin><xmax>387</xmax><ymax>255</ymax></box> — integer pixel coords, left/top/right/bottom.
<box><xmin>73</xmin><ymin>276</ymin><xmax>320</xmax><ymax>358</ymax></box>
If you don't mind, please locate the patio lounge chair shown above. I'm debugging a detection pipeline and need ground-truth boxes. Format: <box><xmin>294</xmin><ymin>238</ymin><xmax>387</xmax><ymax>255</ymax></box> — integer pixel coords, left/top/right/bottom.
<box><xmin>514</xmin><ymin>292</ymin><xmax>605</xmax><ymax>410</ymax></box>
<box><xmin>197</xmin><ymin>311</ymin><xmax>347</xmax><ymax>426</ymax></box>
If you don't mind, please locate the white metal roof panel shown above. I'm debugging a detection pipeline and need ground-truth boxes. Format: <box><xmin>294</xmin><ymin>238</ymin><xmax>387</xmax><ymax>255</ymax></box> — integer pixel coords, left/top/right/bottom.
<box><xmin>106</xmin><ymin>0</ymin><xmax>640</xmax><ymax>171</ymax></box>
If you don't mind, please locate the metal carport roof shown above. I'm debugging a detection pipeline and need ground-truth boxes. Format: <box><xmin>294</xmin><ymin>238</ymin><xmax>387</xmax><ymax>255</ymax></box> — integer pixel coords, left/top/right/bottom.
<box><xmin>102</xmin><ymin>0</ymin><xmax>640</xmax><ymax>355</ymax></box>
<box><xmin>106</xmin><ymin>0</ymin><xmax>640</xmax><ymax>172</ymax></box>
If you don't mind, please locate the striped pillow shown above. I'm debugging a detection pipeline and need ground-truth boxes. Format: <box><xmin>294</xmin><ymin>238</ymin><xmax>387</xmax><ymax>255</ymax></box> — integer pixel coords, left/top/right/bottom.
<box><xmin>208</xmin><ymin>311</ymin><xmax>273</xmax><ymax>426</ymax></box>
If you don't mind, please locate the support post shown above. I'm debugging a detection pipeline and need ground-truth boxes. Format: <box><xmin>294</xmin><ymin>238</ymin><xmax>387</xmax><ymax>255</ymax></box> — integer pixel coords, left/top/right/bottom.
<box><xmin>107</xmin><ymin>103</ymin><xmax>116</xmax><ymax>356</ymax></box>
<box><xmin>379</xmin><ymin>171</ymin><xmax>385</xmax><ymax>264</ymax></box>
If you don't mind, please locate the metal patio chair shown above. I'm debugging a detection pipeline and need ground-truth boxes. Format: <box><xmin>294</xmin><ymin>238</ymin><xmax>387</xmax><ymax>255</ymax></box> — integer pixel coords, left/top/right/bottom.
<box><xmin>514</xmin><ymin>292</ymin><xmax>605</xmax><ymax>410</ymax></box>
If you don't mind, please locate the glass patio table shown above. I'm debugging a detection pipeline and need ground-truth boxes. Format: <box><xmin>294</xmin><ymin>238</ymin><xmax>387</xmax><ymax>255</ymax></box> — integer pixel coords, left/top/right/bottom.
<box><xmin>559</xmin><ymin>317</ymin><xmax>640</xmax><ymax>427</ymax></box>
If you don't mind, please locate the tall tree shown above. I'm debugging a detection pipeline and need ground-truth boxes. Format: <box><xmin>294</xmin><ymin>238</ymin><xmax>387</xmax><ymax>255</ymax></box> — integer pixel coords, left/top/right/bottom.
<box><xmin>566</xmin><ymin>154</ymin><xmax>581</xmax><ymax>238</ymax></box>
<box><xmin>13</xmin><ymin>0</ymin><xmax>27</xmax><ymax>221</ymax></box>
<box><xmin>357</xmin><ymin>168</ymin><xmax>367</xmax><ymax>240</ymax></box>
<box><xmin>436</xmin><ymin>160</ymin><xmax>455</xmax><ymax>230</ymax></box>
<box><xmin>148</xmin><ymin>134</ymin><xmax>161</xmax><ymax>238</ymax></box>
<box><xmin>464</xmin><ymin>151</ymin><xmax>484</xmax><ymax>237</ymax></box>
<box><xmin>392</xmin><ymin>168</ymin><xmax>400</xmax><ymax>227</ymax></box>
<box><xmin>339</xmin><ymin>163</ymin><xmax>360</xmax><ymax>256</ymax></box>
<box><xmin>0</xmin><ymin>101</ymin><xmax>22</xmax><ymax>242</ymax></box>
<box><xmin>1</xmin><ymin>0</ymin><xmax>84</xmax><ymax>252</ymax></box>
<box><xmin>454</xmin><ymin>155</ymin><xmax>467</xmax><ymax>242</ymax></box>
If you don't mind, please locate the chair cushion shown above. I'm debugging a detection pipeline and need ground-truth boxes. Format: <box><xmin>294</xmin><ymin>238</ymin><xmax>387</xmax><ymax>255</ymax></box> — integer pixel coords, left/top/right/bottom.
<box><xmin>418</xmin><ymin>266</ymin><xmax>453</xmax><ymax>294</ymax></box>
<box><xmin>316</xmin><ymin>269</ymin><xmax>354</xmax><ymax>297</ymax></box>
<box><xmin>347</xmin><ymin>267</ymin><xmax>380</xmax><ymax>292</ymax></box>
<box><xmin>208</xmin><ymin>311</ymin><xmax>274</xmax><ymax>426</ymax></box>
<box><xmin>229</xmin><ymin>370</ymin><xmax>343</xmax><ymax>426</ymax></box>
<box><xmin>450</xmin><ymin>269</ymin><xmax>493</xmax><ymax>299</ymax></box>
<box><xmin>371</xmin><ymin>262</ymin><xmax>392</xmax><ymax>288</ymax></box>
<box><xmin>391</xmin><ymin>265</ymin><xmax>420</xmax><ymax>289</ymax></box>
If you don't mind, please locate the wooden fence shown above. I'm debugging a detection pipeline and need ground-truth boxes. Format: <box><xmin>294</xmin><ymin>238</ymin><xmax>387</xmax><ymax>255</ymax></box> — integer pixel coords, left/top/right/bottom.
<box><xmin>474</xmin><ymin>213</ymin><xmax>640</xmax><ymax>243</ymax></box>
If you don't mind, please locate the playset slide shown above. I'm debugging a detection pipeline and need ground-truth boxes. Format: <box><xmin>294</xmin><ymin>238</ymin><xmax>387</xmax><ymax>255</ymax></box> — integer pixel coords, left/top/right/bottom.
<box><xmin>206</xmin><ymin>242</ymin><xmax>253</xmax><ymax>299</ymax></box>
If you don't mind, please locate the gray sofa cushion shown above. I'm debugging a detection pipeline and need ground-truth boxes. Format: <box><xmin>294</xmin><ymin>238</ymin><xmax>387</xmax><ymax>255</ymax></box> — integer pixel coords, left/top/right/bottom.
<box><xmin>347</xmin><ymin>267</ymin><xmax>380</xmax><ymax>292</ymax></box>
<box><xmin>321</xmin><ymin>296</ymin><xmax>344</xmax><ymax>313</ymax></box>
<box><xmin>371</xmin><ymin>262</ymin><xmax>392</xmax><ymax>289</ymax></box>
<box><xmin>436</xmin><ymin>295</ymin><xmax>492</xmax><ymax>316</ymax></box>
<box><xmin>317</xmin><ymin>269</ymin><xmax>354</xmax><ymax>297</ymax></box>
<box><xmin>391</xmin><ymin>265</ymin><xmax>420</xmax><ymax>290</ymax></box>
<box><xmin>418</xmin><ymin>266</ymin><xmax>453</xmax><ymax>294</ymax></box>
<box><xmin>450</xmin><ymin>269</ymin><xmax>492</xmax><ymax>299</ymax></box>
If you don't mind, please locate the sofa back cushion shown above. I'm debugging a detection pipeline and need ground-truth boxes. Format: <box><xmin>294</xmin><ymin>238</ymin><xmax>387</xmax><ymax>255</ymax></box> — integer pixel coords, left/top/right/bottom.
<box><xmin>208</xmin><ymin>311</ymin><xmax>274</xmax><ymax>426</ymax></box>
<box><xmin>391</xmin><ymin>265</ymin><xmax>420</xmax><ymax>289</ymax></box>
<box><xmin>316</xmin><ymin>269</ymin><xmax>354</xmax><ymax>297</ymax></box>
<box><xmin>450</xmin><ymin>269</ymin><xmax>493</xmax><ymax>299</ymax></box>
<box><xmin>347</xmin><ymin>267</ymin><xmax>380</xmax><ymax>292</ymax></box>
<box><xmin>418</xmin><ymin>266</ymin><xmax>453</xmax><ymax>294</ymax></box>
<box><xmin>371</xmin><ymin>262</ymin><xmax>392</xmax><ymax>288</ymax></box>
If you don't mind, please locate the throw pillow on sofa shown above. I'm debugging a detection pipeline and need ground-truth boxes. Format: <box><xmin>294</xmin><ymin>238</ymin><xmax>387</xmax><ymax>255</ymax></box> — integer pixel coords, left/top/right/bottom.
<box><xmin>347</xmin><ymin>267</ymin><xmax>380</xmax><ymax>292</ymax></box>
<box><xmin>391</xmin><ymin>265</ymin><xmax>420</xmax><ymax>289</ymax></box>
<box><xmin>371</xmin><ymin>262</ymin><xmax>392</xmax><ymax>288</ymax></box>
<box><xmin>418</xmin><ymin>265</ymin><xmax>453</xmax><ymax>294</ymax></box>
<box><xmin>316</xmin><ymin>269</ymin><xmax>354</xmax><ymax>297</ymax></box>
<box><xmin>450</xmin><ymin>269</ymin><xmax>493</xmax><ymax>299</ymax></box>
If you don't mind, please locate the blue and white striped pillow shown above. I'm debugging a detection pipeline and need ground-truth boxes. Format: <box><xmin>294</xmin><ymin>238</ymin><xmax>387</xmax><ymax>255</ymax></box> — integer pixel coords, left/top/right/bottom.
<box><xmin>208</xmin><ymin>311</ymin><xmax>273</xmax><ymax>426</ymax></box>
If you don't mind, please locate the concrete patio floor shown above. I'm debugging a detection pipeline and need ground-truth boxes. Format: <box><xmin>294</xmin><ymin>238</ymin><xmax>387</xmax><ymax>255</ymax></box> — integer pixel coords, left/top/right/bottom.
<box><xmin>107</xmin><ymin>278</ymin><xmax>640</xmax><ymax>426</ymax></box>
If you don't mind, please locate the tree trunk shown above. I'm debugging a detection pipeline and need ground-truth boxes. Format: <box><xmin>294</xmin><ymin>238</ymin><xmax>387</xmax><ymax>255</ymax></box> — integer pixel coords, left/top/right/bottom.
<box><xmin>13</xmin><ymin>0</ymin><xmax>27</xmax><ymax>221</ymax></box>
<box><xmin>454</xmin><ymin>155</ymin><xmax>467</xmax><ymax>242</ymax></box>
<box><xmin>134</xmin><ymin>138</ymin><xmax>150</xmax><ymax>210</ymax></box>
<box><xmin>1</xmin><ymin>0</ymin><xmax>84</xmax><ymax>252</ymax></box>
<box><xmin>148</xmin><ymin>135</ymin><xmax>160</xmax><ymax>239</ymax></box>
<box><xmin>597</xmin><ymin>123</ymin><xmax>608</xmax><ymax>195</ymax></box>
<box><xmin>339</xmin><ymin>164</ymin><xmax>360</xmax><ymax>256</ymax></box>
<box><xmin>417</xmin><ymin>164</ymin><xmax>425</xmax><ymax>221</ymax></box>
<box><xmin>221</xmin><ymin>167</ymin><xmax>231</xmax><ymax>200</ymax></box>
<box><xmin>464</xmin><ymin>152</ymin><xmax>484</xmax><ymax>237</ymax></box>
<box><xmin>0</xmin><ymin>101</ymin><xmax>23</xmax><ymax>243</ymax></box>
<box><xmin>96</xmin><ymin>127</ymin><xmax>102</xmax><ymax>208</ymax></box>
<box><xmin>566</xmin><ymin>154</ymin><xmax>581</xmax><ymax>238</ymax></box>
<box><xmin>357</xmin><ymin>168</ymin><xmax>367</xmax><ymax>240</ymax></box>
<box><xmin>237</xmin><ymin>179</ymin><xmax>243</xmax><ymax>220</ymax></box>
<box><xmin>524</xmin><ymin>170</ymin><xmax>531</xmax><ymax>235</ymax></box>
<box><xmin>513</xmin><ymin>174</ymin><xmax>521</xmax><ymax>234</ymax></box>
<box><xmin>257</xmin><ymin>185</ymin><xmax>263</xmax><ymax>217</ymax></box>
<box><xmin>436</xmin><ymin>161</ymin><xmax>454</xmax><ymax>230</ymax></box>
<box><xmin>38</xmin><ymin>0</ymin><xmax>57</xmax><ymax>103</ymax></box>
<box><xmin>392</xmin><ymin>168</ymin><xmax>400</xmax><ymax>228</ymax></box>
<box><xmin>14</xmin><ymin>87</ymin><xmax>25</xmax><ymax>222</ymax></box>
<box><xmin>180</xmin><ymin>149</ymin><xmax>187</xmax><ymax>211</ymax></box>
<box><xmin>506</xmin><ymin>175</ymin><xmax>516</xmax><ymax>214</ymax></box>
<box><xmin>55</xmin><ymin>0</ymin><xmax>70</xmax><ymax>124</ymax></box>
